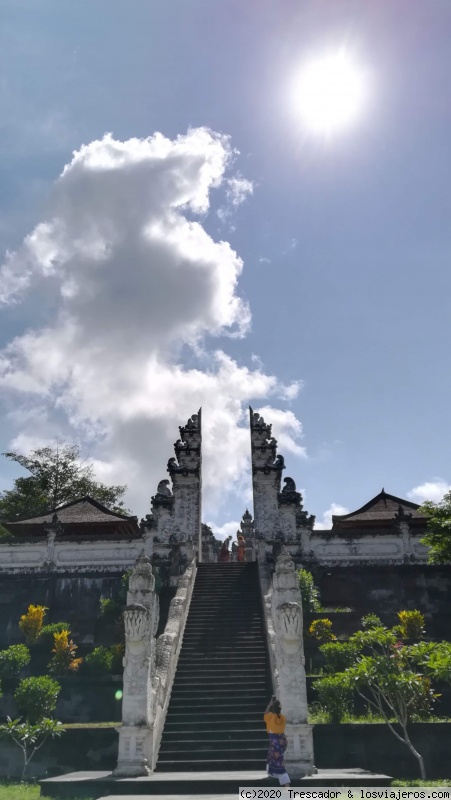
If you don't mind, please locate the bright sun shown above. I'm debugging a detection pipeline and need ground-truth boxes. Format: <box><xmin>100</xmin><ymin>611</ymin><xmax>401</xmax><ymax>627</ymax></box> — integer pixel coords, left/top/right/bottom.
<box><xmin>292</xmin><ymin>50</ymin><xmax>367</xmax><ymax>136</ymax></box>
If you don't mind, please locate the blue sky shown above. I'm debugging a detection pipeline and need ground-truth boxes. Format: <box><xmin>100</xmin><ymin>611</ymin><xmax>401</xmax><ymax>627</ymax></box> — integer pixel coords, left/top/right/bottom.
<box><xmin>1</xmin><ymin>0</ymin><xmax>450</xmax><ymax>534</ymax></box>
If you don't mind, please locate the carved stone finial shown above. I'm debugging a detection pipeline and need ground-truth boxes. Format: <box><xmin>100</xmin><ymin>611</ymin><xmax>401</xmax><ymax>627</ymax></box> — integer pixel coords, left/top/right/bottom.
<box><xmin>43</xmin><ymin>512</ymin><xmax>64</xmax><ymax>537</ymax></box>
<box><xmin>395</xmin><ymin>504</ymin><xmax>413</xmax><ymax>523</ymax></box>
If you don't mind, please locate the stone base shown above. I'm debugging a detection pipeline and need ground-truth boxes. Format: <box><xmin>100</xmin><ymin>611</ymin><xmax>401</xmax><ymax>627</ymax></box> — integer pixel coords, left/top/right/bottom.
<box><xmin>285</xmin><ymin>722</ymin><xmax>316</xmax><ymax>777</ymax></box>
<box><xmin>285</xmin><ymin>758</ymin><xmax>318</xmax><ymax>778</ymax></box>
<box><xmin>112</xmin><ymin>761</ymin><xmax>150</xmax><ymax>777</ymax></box>
<box><xmin>115</xmin><ymin>725</ymin><xmax>152</xmax><ymax>777</ymax></box>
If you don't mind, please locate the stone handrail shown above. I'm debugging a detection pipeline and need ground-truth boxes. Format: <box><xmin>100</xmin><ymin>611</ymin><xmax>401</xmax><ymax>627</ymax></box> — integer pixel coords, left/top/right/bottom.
<box><xmin>149</xmin><ymin>559</ymin><xmax>197</xmax><ymax>769</ymax></box>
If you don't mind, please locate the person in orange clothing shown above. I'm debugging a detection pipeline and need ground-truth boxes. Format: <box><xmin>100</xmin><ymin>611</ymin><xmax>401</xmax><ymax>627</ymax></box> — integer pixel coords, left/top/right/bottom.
<box><xmin>263</xmin><ymin>696</ymin><xmax>290</xmax><ymax>786</ymax></box>
<box><xmin>237</xmin><ymin>535</ymin><xmax>246</xmax><ymax>562</ymax></box>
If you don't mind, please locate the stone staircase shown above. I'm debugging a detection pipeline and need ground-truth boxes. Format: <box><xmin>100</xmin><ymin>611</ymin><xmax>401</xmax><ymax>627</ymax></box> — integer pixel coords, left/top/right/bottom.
<box><xmin>156</xmin><ymin>561</ymin><xmax>272</xmax><ymax>771</ymax></box>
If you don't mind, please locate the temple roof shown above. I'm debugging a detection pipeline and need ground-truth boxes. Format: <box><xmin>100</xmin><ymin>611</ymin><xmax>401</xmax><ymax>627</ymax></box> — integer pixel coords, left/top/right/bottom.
<box><xmin>332</xmin><ymin>489</ymin><xmax>426</xmax><ymax>530</ymax></box>
<box><xmin>4</xmin><ymin>496</ymin><xmax>140</xmax><ymax>538</ymax></box>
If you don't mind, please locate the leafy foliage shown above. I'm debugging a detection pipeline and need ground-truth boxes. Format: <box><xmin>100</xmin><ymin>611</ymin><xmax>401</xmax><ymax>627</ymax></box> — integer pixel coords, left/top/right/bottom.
<box><xmin>0</xmin><ymin>645</ymin><xmax>31</xmax><ymax>680</ymax></box>
<box><xmin>312</xmin><ymin>673</ymin><xmax>354</xmax><ymax>722</ymax></box>
<box><xmin>420</xmin><ymin>490</ymin><xmax>451</xmax><ymax>563</ymax></box>
<box><xmin>48</xmin><ymin>630</ymin><xmax>83</xmax><ymax>675</ymax></box>
<box><xmin>14</xmin><ymin>676</ymin><xmax>61</xmax><ymax>723</ymax></box>
<box><xmin>320</xmin><ymin>640</ymin><xmax>360</xmax><ymax>674</ymax></box>
<box><xmin>110</xmin><ymin>642</ymin><xmax>124</xmax><ymax>674</ymax></box>
<box><xmin>39</xmin><ymin>622</ymin><xmax>71</xmax><ymax>643</ymax></box>
<box><xmin>0</xmin><ymin>716</ymin><xmax>63</xmax><ymax>779</ymax></box>
<box><xmin>84</xmin><ymin>642</ymin><xmax>124</xmax><ymax>675</ymax></box>
<box><xmin>298</xmin><ymin>569</ymin><xmax>321</xmax><ymax>614</ymax></box>
<box><xmin>361</xmin><ymin>613</ymin><xmax>382</xmax><ymax>629</ymax></box>
<box><xmin>84</xmin><ymin>646</ymin><xmax>113</xmax><ymax>674</ymax></box>
<box><xmin>99</xmin><ymin>598</ymin><xmax>121</xmax><ymax>618</ymax></box>
<box><xmin>397</xmin><ymin>610</ymin><xmax>425</xmax><ymax>642</ymax></box>
<box><xmin>0</xmin><ymin>523</ymin><xmax>13</xmax><ymax>541</ymax></box>
<box><xmin>0</xmin><ymin>444</ymin><xmax>129</xmax><ymax>520</ymax></box>
<box><xmin>308</xmin><ymin>618</ymin><xmax>336</xmax><ymax>643</ymax></box>
<box><xmin>313</xmin><ymin>612</ymin><xmax>442</xmax><ymax>778</ymax></box>
<box><xmin>19</xmin><ymin>605</ymin><xmax>48</xmax><ymax>644</ymax></box>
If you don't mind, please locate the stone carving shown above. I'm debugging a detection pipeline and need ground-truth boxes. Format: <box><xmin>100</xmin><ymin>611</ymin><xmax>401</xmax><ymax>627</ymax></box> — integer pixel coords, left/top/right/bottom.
<box><xmin>143</xmin><ymin>410</ymin><xmax>202</xmax><ymax>562</ymax></box>
<box><xmin>250</xmin><ymin>408</ymin><xmax>313</xmax><ymax>554</ymax></box>
<box><xmin>115</xmin><ymin>553</ymin><xmax>159</xmax><ymax>776</ymax></box>
<box><xmin>124</xmin><ymin>604</ymin><xmax>150</xmax><ymax>642</ymax></box>
<box><xmin>270</xmin><ymin>547</ymin><xmax>316</xmax><ymax>777</ymax></box>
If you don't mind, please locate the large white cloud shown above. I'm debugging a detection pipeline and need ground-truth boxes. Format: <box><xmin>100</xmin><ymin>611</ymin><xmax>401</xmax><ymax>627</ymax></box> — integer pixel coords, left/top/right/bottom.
<box><xmin>407</xmin><ymin>480</ymin><xmax>451</xmax><ymax>504</ymax></box>
<box><xmin>0</xmin><ymin>128</ymin><xmax>303</xmax><ymax>520</ymax></box>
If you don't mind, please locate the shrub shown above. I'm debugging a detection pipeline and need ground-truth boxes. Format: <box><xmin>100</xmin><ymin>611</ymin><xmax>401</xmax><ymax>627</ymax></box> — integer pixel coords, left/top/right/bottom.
<box><xmin>0</xmin><ymin>523</ymin><xmax>13</xmax><ymax>541</ymax></box>
<box><xmin>298</xmin><ymin>569</ymin><xmax>321</xmax><ymax>614</ymax></box>
<box><xmin>313</xmin><ymin>674</ymin><xmax>354</xmax><ymax>723</ymax></box>
<box><xmin>0</xmin><ymin>644</ymin><xmax>31</xmax><ymax>680</ymax></box>
<box><xmin>398</xmin><ymin>610</ymin><xmax>426</xmax><ymax>641</ymax></box>
<box><xmin>18</xmin><ymin>605</ymin><xmax>48</xmax><ymax>644</ymax></box>
<box><xmin>99</xmin><ymin>598</ymin><xmax>121</xmax><ymax>618</ymax></box>
<box><xmin>110</xmin><ymin>643</ymin><xmax>124</xmax><ymax>674</ymax></box>
<box><xmin>14</xmin><ymin>676</ymin><xmax>61</xmax><ymax>723</ymax></box>
<box><xmin>84</xmin><ymin>646</ymin><xmax>113</xmax><ymax>674</ymax></box>
<box><xmin>39</xmin><ymin>622</ymin><xmax>71</xmax><ymax>643</ymax></box>
<box><xmin>309</xmin><ymin>618</ymin><xmax>336</xmax><ymax>643</ymax></box>
<box><xmin>320</xmin><ymin>640</ymin><xmax>359</xmax><ymax>674</ymax></box>
<box><xmin>361</xmin><ymin>613</ymin><xmax>382</xmax><ymax>629</ymax></box>
<box><xmin>48</xmin><ymin>630</ymin><xmax>83</xmax><ymax>675</ymax></box>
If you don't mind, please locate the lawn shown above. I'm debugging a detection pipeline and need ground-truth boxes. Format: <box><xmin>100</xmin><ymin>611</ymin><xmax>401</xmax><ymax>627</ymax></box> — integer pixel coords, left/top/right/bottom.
<box><xmin>0</xmin><ymin>784</ymin><xmax>96</xmax><ymax>800</ymax></box>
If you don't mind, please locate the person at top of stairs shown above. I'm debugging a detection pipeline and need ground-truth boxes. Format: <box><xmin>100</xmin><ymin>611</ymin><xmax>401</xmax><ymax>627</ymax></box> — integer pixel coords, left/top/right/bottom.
<box><xmin>237</xmin><ymin>535</ymin><xmax>246</xmax><ymax>562</ymax></box>
<box><xmin>217</xmin><ymin>535</ymin><xmax>232</xmax><ymax>562</ymax></box>
<box><xmin>264</xmin><ymin>696</ymin><xmax>290</xmax><ymax>787</ymax></box>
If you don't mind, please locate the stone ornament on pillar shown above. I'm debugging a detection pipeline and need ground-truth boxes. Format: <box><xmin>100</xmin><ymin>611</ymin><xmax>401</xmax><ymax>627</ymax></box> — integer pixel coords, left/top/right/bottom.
<box><xmin>271</xmin><ymin>547</ymin><xmax>316</xmax><ymax>777</ymax></box>
<box><xmin>249</xmin><ymin>407</ymin><xmax>314</xmax><ymax>561</ymax></box>
<box><xmin>143</xmin><ymin>410</ymin><xmax>202</xmax><ymax>563</ymax></box>
<box><xmin>115</xmin><ymin>552</ymin><xmax>159</xmax><ymax>777</ymax></box>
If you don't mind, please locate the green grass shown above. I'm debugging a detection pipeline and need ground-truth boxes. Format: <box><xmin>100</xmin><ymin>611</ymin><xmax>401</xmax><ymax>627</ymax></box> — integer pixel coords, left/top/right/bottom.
<box><xmin>308</xmin><ymin>708</ymin><xmax>451</xmax><ymax>724</ymax></box>
<box><xmin>62</xmin><ymin>721</ymin><xmax>118</xmax><ymax>728</ymax></box>
<box><xmin>0</xmin><ymin>784</ymin><xmax>96</xmax><ymax>800</ymax></box>
<box><xmin>391</xmin><ymin>781</ymin><xmax>451</xmax><ymax>786</ymax></box>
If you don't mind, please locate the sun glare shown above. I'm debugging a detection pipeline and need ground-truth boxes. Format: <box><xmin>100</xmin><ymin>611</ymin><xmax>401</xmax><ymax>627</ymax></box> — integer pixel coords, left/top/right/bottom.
<box><xmin>292</xmin><ymin>50</ymin><xmax>367</xmax><ymax>136</ymax></box>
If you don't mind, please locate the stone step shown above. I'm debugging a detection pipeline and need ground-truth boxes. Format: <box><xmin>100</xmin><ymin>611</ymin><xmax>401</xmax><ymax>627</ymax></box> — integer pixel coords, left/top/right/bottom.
<box><xmin>170</xmin><ymin>683</ymin><xmax>268</xmax><ymax>694</ymax></box>
<box><xmin>161</xmin><ymin>727</ymin><xmax>266</xmax><ymax>741</ymax></box>
<box><xmin>39</xmin><ymin>769</ymin><xmax>393</xmax><ymax>797</ymax></box>
<box><xmin>174</xmin><ymin>671</ymin><xmax>269</xmax><ymax>680</ymax></box>
<box><xmin>159</xmin><ymin>740</ymin><xmax>266</xmax><ymax>754</ymax></box>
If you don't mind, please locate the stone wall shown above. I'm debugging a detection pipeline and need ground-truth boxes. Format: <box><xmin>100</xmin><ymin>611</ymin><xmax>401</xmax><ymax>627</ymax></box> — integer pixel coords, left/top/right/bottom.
<box><xmin>2</xmin><ymin>723</ymin><xmax>451</xmax><ymax>780</ymax></box>
<box><xmin>0</xmin><ymin>537</ymin><xmax>149</xmax><ymax>575</ymax></box>
<box><xmin>313</xmin><ymin>564</ymin><xmax>451</xmax><ymax>639</ymax></box>
<box><xmin>0</xmin><ymin>571</ymin><xmax>124</xmax><ymax>647</ymax></box>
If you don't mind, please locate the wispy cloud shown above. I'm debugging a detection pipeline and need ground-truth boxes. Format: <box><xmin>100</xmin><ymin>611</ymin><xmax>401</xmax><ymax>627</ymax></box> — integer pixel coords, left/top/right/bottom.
<box><xmin>315</xmin><ymin>502</ymin><xmax>349</xmax><ymax>530</ymax></box>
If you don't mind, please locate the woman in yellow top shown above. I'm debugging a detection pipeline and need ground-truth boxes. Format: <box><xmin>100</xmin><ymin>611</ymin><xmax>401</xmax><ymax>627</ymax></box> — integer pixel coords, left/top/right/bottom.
<box><xmin>263</xmin><ymin>696</ymin><xmax>290</xmax><ymax>786</ymax></box>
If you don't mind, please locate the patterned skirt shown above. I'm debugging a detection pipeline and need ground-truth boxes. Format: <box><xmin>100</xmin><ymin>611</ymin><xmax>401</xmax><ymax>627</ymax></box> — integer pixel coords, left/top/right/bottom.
<box><xmin>267</xmin><ymin>732</ymin><xmax>289</xmax><ymax>780</ymax></box>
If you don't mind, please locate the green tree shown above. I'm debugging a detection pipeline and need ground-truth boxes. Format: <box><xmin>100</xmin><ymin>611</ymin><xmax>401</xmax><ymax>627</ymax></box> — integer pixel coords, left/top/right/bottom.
<box><xmin>420</xmin><ymin>490</ymin><xmax>451</xmax><ymax>563</ymax></box>
<box><xmin>0</xmin><ymin>444</ymin><xmax>129</xmax><ymax>520</ymax></box>
<box><xmin>0</xmin><ymin>717</ymin><xmax>63</xmax><ymax>779</ymax></box>
<box><xmin>314</xmin><ymin>616</ymin><xmax>441</xmax><ymax>779</ymax></box>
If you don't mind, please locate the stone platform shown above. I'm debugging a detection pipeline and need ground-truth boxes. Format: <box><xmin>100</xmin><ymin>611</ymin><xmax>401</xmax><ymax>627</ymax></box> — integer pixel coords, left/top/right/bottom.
<box><xmin>40</xmin><ymin>768</ymin><xmax>392</xmax><ymax>798</ymax></box>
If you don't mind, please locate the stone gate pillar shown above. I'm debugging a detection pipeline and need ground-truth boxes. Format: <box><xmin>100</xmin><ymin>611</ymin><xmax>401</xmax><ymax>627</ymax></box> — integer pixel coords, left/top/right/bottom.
<box><xmin>115</xmin><ymin>553</ymin><xmax>159</xmax><ymax>776</ymax></box>
<box><xmin>271</xmin><ymin>548</ymin><xmax>316</xmax><ymax>777</ymax></box>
